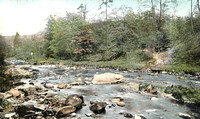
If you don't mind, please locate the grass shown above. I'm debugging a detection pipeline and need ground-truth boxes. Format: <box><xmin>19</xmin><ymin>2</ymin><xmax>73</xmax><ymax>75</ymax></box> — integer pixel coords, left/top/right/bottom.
<box><xmin>27</xmin><ymin>52</ymin><xmax>151</xmax><ymax>70</ymax></box>
<box><xmin>162</xmin><ymin>64</ymin><xmax>200</xmax><ymax>74</ymax></box>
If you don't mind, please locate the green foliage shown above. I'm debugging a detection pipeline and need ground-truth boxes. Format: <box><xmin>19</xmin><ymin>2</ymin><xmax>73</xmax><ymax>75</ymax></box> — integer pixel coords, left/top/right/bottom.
<box><xmin>9</xmin><ymin>39</ymin><xmax>45</xmax><ymax>60</ymax></box>
<box><xmin>14</xmin><ymin>32</ymin><xmax>20</xmax><ymax>48</ymax></box>
<box><xmin>45</xmin><ymin>13</ymin><xmax>89</xmax><ymax>60</ymax></box>
<box><xmin>165</xmin><ymin>86</ymin><xmax>200</xmax><ymax>104</ymax></box>
<box><xmin>0</xmin><ymin>35</ymin><xmax>11</xmax><ymax>92</ymax></box>
<box><xmin>163</xmin><ymin>64</ymin><xmax>200</xmax><ymax>74</ymax></box>
<box><xmin>166</xmin><ymin>16</ymin><xmax>200</xmax><ymax>66</ymax></box>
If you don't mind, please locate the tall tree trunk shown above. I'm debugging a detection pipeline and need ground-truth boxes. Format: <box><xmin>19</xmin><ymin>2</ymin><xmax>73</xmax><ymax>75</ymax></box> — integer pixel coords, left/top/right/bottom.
<box><xmin>151</xmin><ymin>0</ymin><xmax>157</xmax><ymax>31</ymax></box>
<box><xmin>83</xmin><ymin>4</ymin><xmax>87</xmax><ymax>20</ymax></box>
<box><xmin>105</xmin><ymin>0</ymin><xmax>108</xmax><ymax>47</ymax></box>
<box><xmin>158</xmin><ymin>0</ymin><xmax>162</xmax><ymax>31</ymax></box>
<box><xmin>197</xmin><ymin>0</ymin><xmax>200</xmax><ymax>13</ymax></box>
<box><xmin>191</xmin><ymin>0</ymin><xmax>195</xmax><ymax>35</ymax></box>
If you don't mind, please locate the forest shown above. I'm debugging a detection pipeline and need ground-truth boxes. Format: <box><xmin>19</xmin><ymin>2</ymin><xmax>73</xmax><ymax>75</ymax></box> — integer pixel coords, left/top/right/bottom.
<box><xmin>2</xmin><ymin>0</ymin><xmax>199</xmax><ymax>74</ymax></box>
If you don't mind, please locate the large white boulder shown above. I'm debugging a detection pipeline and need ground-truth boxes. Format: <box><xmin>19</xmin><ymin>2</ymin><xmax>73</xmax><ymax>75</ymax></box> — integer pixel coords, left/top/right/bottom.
<box><xmin>92</xmin><ymin>73</ymin><xmax>124</xmax><ymax>84</ymax></box>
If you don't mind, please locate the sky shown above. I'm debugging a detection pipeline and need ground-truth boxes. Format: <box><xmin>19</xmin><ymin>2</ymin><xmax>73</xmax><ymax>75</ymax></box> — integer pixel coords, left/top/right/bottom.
<box><xmin>0</xmin><ymin>0</ymin><xmax>191</xmax><ymax>36</ymax></box>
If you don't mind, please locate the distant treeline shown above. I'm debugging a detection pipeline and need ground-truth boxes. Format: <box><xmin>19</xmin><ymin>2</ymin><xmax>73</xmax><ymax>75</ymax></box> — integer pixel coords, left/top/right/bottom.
<box><xmin>8</xmin><ymin>2</ymin><xmax>200</xmax><ymax>66</ymax></box>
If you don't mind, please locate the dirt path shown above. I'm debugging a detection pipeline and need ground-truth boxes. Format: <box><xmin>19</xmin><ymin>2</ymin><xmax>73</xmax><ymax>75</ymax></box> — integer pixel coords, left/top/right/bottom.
<box><xmin>152</xmin><ymin>52</ymin><xmax>170</xmax><ymax>68</ymax></box>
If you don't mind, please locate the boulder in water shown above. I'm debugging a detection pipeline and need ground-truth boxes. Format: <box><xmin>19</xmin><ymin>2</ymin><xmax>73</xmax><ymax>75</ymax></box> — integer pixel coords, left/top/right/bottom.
<box><xmin>7</xmin><ymin>89</ymin><xmax>22</xmax><ymax>98</ymax></box>
<box><xmin>89</xmin><ymin>101</ymin><xmax>107</xmax><ymax>114</ymax></box>
<box><xmin>178</xmin><ymin>112</ymin><xmax>191</xmax><ymax>119</ymax></box>
<box><xmin>44</xmin><ymin>83</ymin><xmax>54</xmax><ymax>89</ymax></box>
<box><xmin>57</xmin><ymin>83</ymin><xmax>67</xmax><ymax>89</ymax></box>
<box><xmin>117</xmin><ymin>101</ymin><xmax>125</xmax><ymax>107</ymax></box>
<box><xmin>92</xmin><ymin>73</ymin><xmax>124</xmax><ymax>84</ymax></box>
<box><xmin>65</xmin><ymin>94</ymin><xmax>84</xmax><ymax>110</ymax></box>
<box><xmin>56</xmin><ymin>106</ymin><xmax>76</xmax><ymax>117</ymax></box>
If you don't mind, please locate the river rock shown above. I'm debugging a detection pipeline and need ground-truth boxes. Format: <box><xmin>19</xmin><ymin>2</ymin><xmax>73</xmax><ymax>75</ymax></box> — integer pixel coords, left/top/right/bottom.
<box><xmin>56</xmin><ymin>106</ymin><xmax>76</xmax><ymax>117</ymax></box>
<box><xmin>92</xmin><ymin>73</ymin><xmax>124</xmax><ymax>84</ymax></box>
<box><xmin>110</xmin><ymin>96</ymin><xmax>124</xmax><ymax>103</ymax></box>
<box><xmin>44</xmin><ymin>83</ymin><xmax>54</xmax><ymax>89</ymax></box>
<box><xmin>7</xmin><ymin>89</ymin><xmax>22</xmax><ymax>98</ymax></box>
<box><xmin>77</xmin><ymin>77</ymin><xmax>82</xmax><ymax>82</ymax></box>
<box><xmin>75</xmin><ymin>73</ymin><xmax>82</xmax><ymax>77</ymax></box>
<box><xmin>84</xmin><ymin>77</ymin><xmax>89</xmax><ymax>81</ymax></box>
<box><xmin>123</xmin><ymin>112</ymin><xmax>133</xmax><ymax>118</ymax></box>
<box><xmin>65</xmin><ymin>94</ymin><xmax>84</xmax><ymax>110</ymax></box>
<box><xmin>89</xmin><ymin>101</ymin><xmax>107</xmax><ymax>114</ymax></box>
<box><xmin>70</xmin><ymin>112</ymin><xmax>76</xmax><ymax>117</ymax></box>
<box><xmin>15</xmin><ymin>105</ymin><xmax>35</xmax><ymax>117</ymax></box>
<box><xmin>117</xmin><ymin>101</ymin><xmax>125</xmax><ymax>107</ymax></box>
<box><xmin>42</xmin><ymin>109</ymin><xmax>56</xmax><ymax>117</ymax></box>
<box><xmin>3</xmin><ymin>93</ymin><xmax>12</xmax><ymax>99</ymax></box>
<box><xmin>57</xmin><ymin>83</ymin><xmax>67</xmax><ymax>89</ymax></box>
<box><xmin>70</xmin><ymin>82</ymin><xmax>84</xmax><ymax>86</ymax></box>
<box><xmin>151</xmin><ymin>97</ymin><xmax>159</xmax><ymax>101</ymax></box>
<box><xmin>4</xmin><ymin>113</ymin><xmax>16</xmax><ymax>118</ymax></box>
<box><xmin>0</xmin><ymin>106</ymin><xmax>3</xmax><ymax>112</ymax></box>
<box><xmin>135</xmin><ymin>114</ymin><xmax>145</xmax><ymax>119</ymax></box>
<box><xmin>16</xmin><ymin>85</ymin><xmax>41</xmax><ymax>96</ymax></box>
<box><xmin>149</xmin><ymin>90</ymin><xmax>158</xmax><ymax>95</ymax></box>
<box><xmin>178</xmin><ymin>112</ymin><xmax>191</xmax><ymax>119</ymax></box>
<box><xmin>84</xmin><ymin>81</ymin><xmax>91</xmax><ymax>85</ymax></box>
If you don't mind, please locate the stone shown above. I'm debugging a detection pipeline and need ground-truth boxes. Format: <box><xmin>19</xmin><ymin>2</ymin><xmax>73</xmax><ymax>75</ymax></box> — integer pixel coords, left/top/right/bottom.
<box><xmin>117</xmin><ymin>101</ymin><xmax>125</xmax><ymax>107</ymax></box>
<box><xmin>151</xmin><ymin>97</ymin><xmax>159</xmax><ymax>101</ymax></box>
<box><xmin>84</xmin><ymin>78</ymin><xmax>89</xmax><ymax>81</ymax></box>
<box><xmin>57</xmin><ymin>83</ymin><xmax>67</xmax><ymax>89</ymax></box>
<box><xmin>75</xmin><ymin>73</ymin><xmax>82</xmax><ymax>77</ymax></box>
<box><xmin>0</xmin><ymin>106</ymin><xmax>3</xmax><ymax>112</ymax></box>
<box><xmin>70</xmin><ymin>82</ymin><xmax>83</xmax><ymax>86</ymax></box>
<box><xmin>44</xmin><ymin>83</ymin><xmax>54</xmax><ymax>89</ymax></box>
<box><xmin>65</xmin><ymin>94</ymin><xmax>84</xmax><ymax>110</ymax></box>
<box><xmin>123</xmin><ymin>112</ymin><xmax>133</xmax><ymax>118</ymax></box>
<box><xmin>15</xmin><ymin>105</ymin><xmax>35</xmax><ymax>117</ymax></box>
<box><xmin>16</xmin><ymin>85</ymin><xmax>40</xmax><ymax>96</ymax></box>
<box><xmin>135</xmin><ymin>114</ymin><xmax>145</xmax><ymax>119</ymax></box>
<box><xmin>110</xmin><ymin>96</ymin><xmax>123</xmax><ymax>103</ymax></box>
<box><xmin>149</xmin><ymin>90</ymin><xmax>158</xmax><ymax>95</ymax></box>
<box><xmin>92</xmin><ymin>73</ymin><xmax>124</xmax><ymax>84</ymax></box>
<box><xmin>7</xmin><ymin>89</ymin><xmax>22</xmax><ymax>98</ymax></box>
<box><xmin>178</xmin><ymin>112</ymin><xmax>191</xmax><ymax>119</ymax></box>
<box><xmin>145</xmin><ymin>109</ymin><xmax>156</xmax><ymax>112</ymax></box>
<box><xmin>89</xmin><ymin>101</ymin><xmax>107</xmax><ymax>114</ymax></box>
<box><xmin>42</xmin><ymin>109</ymin><xmax>55</xmax><ymax>117</ymax></box>
<box><xmin>136</xmin><ymin>75</ymin><xmax>143</xmax><ymax>80</ymax></box>
<box><xmin>56</xmin><ymin>106</ymin><xmax>76</xmax><ymax>117</ymax></box>
<box><xmin>145</xmin><ymin>85</ymin><xmax>153</xmax><ymax>92</ymax></box>
<box><xmin>70</xmin><ymin>112</ymin><xmax>76</xmax><ymax>117</ymax></box>
<box><xmin>84</xmin><ymin>81</ymin><xmax>91</xmax><ymax>85</ymax></box>
<box><xmin>4</xmin><ymin>93</ymin><xmax>12</xmax><ymax>99</ymax></box>
<box><xmin>77</xmin><ymin>77</ymin><xmax>82</xmax><ymax>82</ymax></box>
<box><xmin>4</xmin><ymin>113</ymin><xmax>16</xmax><ymax>118</ymax></box>
<box><xmin>85</xmin><ymin>113</ymin><xmax>95</xmax><ymax>117</ymax></box>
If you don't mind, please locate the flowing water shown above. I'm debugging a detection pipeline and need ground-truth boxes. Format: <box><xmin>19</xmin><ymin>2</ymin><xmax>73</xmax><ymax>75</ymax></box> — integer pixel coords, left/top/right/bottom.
<box><xmin>10</xmin><ymin>60</ymin><xmax>200</xmax><ymax>119</ymax></box>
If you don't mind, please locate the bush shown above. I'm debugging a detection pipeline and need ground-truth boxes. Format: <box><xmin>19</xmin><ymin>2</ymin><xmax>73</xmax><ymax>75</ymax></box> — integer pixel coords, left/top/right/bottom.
<box><xmin>165</xmin><ymin>86</ymin><xmax>200</xmax><ymax>104</ymax></box>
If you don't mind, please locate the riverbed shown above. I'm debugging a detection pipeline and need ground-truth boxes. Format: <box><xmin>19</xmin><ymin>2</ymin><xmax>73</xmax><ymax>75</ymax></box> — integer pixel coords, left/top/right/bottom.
<box><xmin>5</xmin><ymin>60</ymin><xmax>200</xmax><ymax>118</ymax></box>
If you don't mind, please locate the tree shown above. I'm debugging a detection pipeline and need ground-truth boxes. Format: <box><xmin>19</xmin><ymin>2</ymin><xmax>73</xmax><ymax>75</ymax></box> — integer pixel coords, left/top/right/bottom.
<box><xmin>99</xmin><ymin>0</ymin><xmax>113</xmax><ymax>47</ymax></box>
<box><xmin>14</xmin><ymin>32</ymin><xmax>20</xmax><ymax>47</ymax></box>
<box><xmin>197</xmin><ymin>0</ymin><xmax>200</xmax><ymax>13</ymax></box>
<box><xmin>74</xmin><ymin>29</ymin><xmax>95</xmax><ymax>60</ymax></box>
<box><xmin>45</xmin><ymin>13</ymin><xmax>88</xmax><ymax>60</ymax></box>
<box><xmin>0</xmin><ymin>35</ymin><xmax>11</xmax><ymax>92</ymax></box>
<box><xmin>77</xmin><ymin>4</ymin><xmax>88</xmax><ymax>20</ymax></box>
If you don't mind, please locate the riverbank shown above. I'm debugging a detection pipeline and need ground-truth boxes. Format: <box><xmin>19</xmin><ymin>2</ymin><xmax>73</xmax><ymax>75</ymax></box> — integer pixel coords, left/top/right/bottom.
<box><xmin>27</xmin><ymin>57</ymin><xmax>200</xmax><ymax>76</ymax></box>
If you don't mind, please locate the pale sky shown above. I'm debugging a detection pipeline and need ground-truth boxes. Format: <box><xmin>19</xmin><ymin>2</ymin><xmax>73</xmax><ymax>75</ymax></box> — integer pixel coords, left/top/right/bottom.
<box><xmin>0</xmin><ymin>0</ymin><xmax>190</xmax><ymax>36</ymax></box>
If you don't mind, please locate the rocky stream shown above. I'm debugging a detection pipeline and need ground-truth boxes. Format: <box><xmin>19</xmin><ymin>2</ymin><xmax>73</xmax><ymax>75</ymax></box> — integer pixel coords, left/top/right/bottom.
<box><xmin>0</xmin><ymin>59</ymin><xmax>200</xmax><ymax>119</ymax></box>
